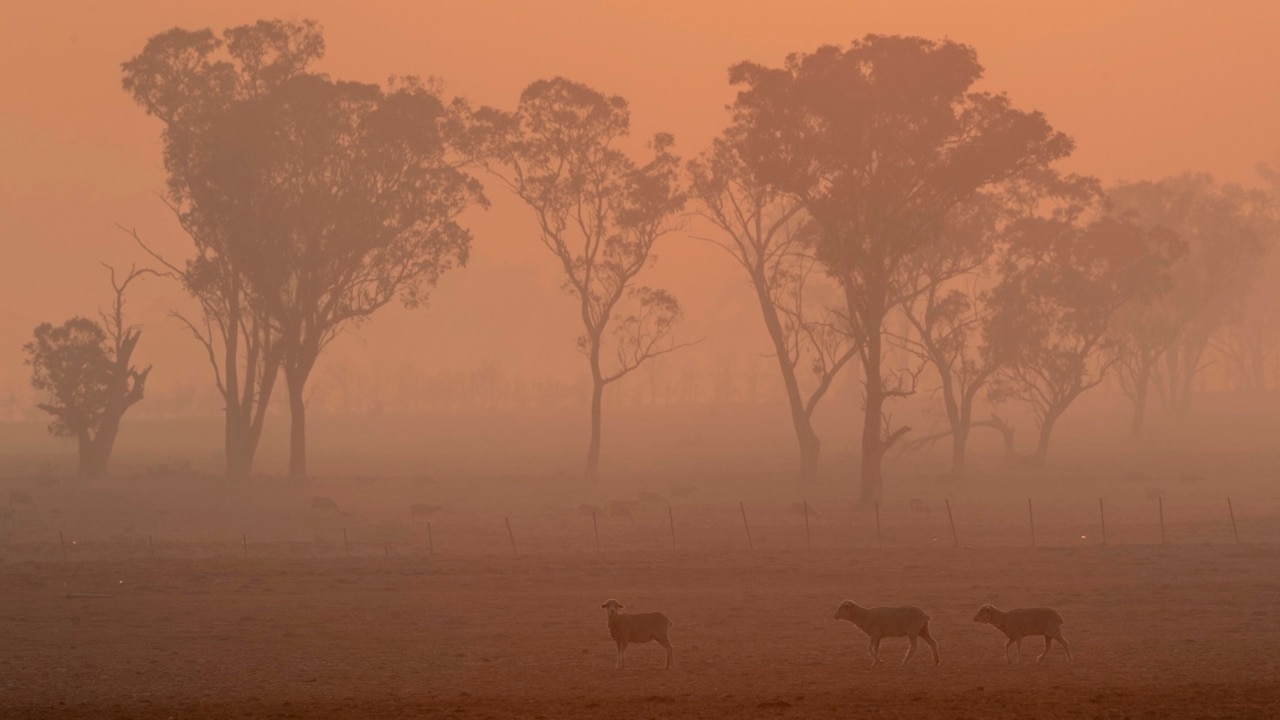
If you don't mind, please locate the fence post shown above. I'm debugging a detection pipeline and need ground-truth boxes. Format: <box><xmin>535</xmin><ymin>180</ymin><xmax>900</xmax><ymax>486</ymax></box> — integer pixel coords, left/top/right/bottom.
<box><xmin>945</xmin><ymin>499</ymin><xmax>958</xmax><ymax>548</ymax></box>
<box><xmin>1227</xmin><ymin>498</ymin><xmax>1239</xmax><ymax>544</ymax></box>
<box><xmin>668</xmin><ymin>505</ymin><xmax>676</xmax><ymax>551</ymax></box>
<box><xmin>1099</xmin><ymin>498</ymin><xmax>1107</xmax><ymax>545</ymax></box>
<box><xmin>592</xmin><ymin>510</ymin><xmax>600</xmax><ymax>552</ymax></box>
<box><xmin>739</xmin><ymin>502</ymin><xmax>754</xmax><ymax>551</ymax></box>
<box><xmin>803</xmin><ymin>500</ymin><xmax>812</xmax><ymax>550</ymax></box>
<box><xmin>1158</xmin><ymin>497</ymin><xmax>1166</xmax><ymax>545</ymax></box>
<box><xmin>506</xmin><ymin>517</ymin><xmax>518</xmax><ymax>556</ymax></box>
<box><xmin>1028</xmin><ymin>498</ymin><xmax>1036</xmax><ymax>548</ymax></box>
<box><xmin>874</xmin><ymin>498</ymin><xmax>882</xmax><ymax>548</ymax></box>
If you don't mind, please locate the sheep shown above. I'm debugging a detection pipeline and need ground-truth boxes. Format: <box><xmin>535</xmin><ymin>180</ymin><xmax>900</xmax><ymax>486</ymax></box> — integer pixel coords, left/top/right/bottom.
<box><xmin>972</xmin><ymin>605</ymin><xmax>1072</xmax><ymax>664</ymax></box>
<box><xmin>601</xmin><ymin>599</ymin><xmax>673</xmax><ymax>670</ymax></box>
<box><xmin>409</xmin><ymin>503</ymin><xmax>443</xmax><ymax>519</ymax></box>
<box><xmin>310</xmin><ymin>496</ymin><xmax>339</xmax><ymax>512</ymax></box>
<box><xmin>834</xmin><ymin>600</ymin><xmax>939</xmax><ymax>667</ymax></box>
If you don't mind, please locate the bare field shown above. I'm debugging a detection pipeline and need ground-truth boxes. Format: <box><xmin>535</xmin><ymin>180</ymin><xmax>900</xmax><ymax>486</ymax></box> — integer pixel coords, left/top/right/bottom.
<box><xmin>2</xmin><ymin>543</ymin><xmax>1278</xmax><ymax>719</ymax></box>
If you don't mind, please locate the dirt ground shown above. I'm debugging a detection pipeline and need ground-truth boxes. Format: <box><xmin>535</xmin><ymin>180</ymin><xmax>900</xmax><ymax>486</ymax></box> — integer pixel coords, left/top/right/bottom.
<box><xmin>2</xmin><ymin>544</ymin><xmax>1278</xmax><ymax>719</ymax></box>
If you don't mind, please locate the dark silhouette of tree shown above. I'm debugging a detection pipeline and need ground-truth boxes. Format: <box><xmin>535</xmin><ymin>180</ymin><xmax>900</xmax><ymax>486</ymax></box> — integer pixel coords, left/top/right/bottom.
<box><xmin>689</xmin><ymin>131</ymin><xmax>857</xmax><ymax>484</ymax></box>
<box><xmin>1107</xmin><ymin>174</ymin><xmax>1271</xmax><ymax>415</ymax></box>
<box><xmin>23</xmin><ymin>266</ymin><xmax>153</xmax><ymax>478</ymax></box>
<box><xmin>988</xmin><ymin>216</ymin><xmax>1179</xmax><ymax>465</ymax></box>
<box><xmin>188</xmin><ymin>74</ymin><xmax>484</xmax><ymax>479</ymax></box>
<box><xmin>474</xmin><ymin>78</ymin><xmax>689</xmax><ymax>482</ymax></box>
<box><xmin>122</xmin><ymin>20</ymin><xmax>326</xmax><ymax>479</ymax></box>
<box><xmin>895</xmin><ymin>173</ymin><xmax>1097</xmax><ymax>474</ymax></box>
<box><xmin>727</xmin><ymin>35</ymin><xmax>1073</xmax><ymax>502</ymax></box>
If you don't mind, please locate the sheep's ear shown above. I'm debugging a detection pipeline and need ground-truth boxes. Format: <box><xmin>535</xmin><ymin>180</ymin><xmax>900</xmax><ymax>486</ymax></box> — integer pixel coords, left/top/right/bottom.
<box><xmin>616</xmin><ymin>602</ymin><xmax>624</xmax><ymax>609</ymax></box>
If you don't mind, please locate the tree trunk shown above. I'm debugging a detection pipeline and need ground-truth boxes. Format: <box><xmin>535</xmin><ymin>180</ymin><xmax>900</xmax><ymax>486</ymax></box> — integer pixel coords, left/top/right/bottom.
<box><xmin>1031</xmin><ymin>409</ymin><xmax>1062</xmax><ymax>467</ymax></box>
<box><xmin>859</xmin><ymin>327</ymin><xmax>884</xmax><ymax>505</ymax></box>
<box><xmin>1128</xmin><ymin>367</ymin><xmax>1149</xmax><ymax>440</ymax></box>
<box><xmin>752</xmin><ymin>278</ymin><xmax>826</xmax><ymax>485</ymax></box>
<box><xmin>586</xmin><ymin>379</ymin><xmax>604</xmax><ymax>482</ymax></box>
<box><xmin>76</xmin><ymin>431</ymin><xmax>101</xmax><ymax>479</ymax></box>
<box><xmin>797</xmin><ymin>423</ymin><xmax>821</xmax><ymax>485</ymax></box>
<box><xmin>950</xmin><ymin>425</ymin><xmax>969</xmax><ymax>478</ymax></box>
<box><xmin>287</xmin><ymin>370</ymin><xmax>308</xmax><ymax>480</ymax></box>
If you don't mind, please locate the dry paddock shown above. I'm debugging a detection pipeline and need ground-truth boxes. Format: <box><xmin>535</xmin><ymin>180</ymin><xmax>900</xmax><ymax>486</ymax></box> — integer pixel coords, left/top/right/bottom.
<box><xmin>2</xmin><ymin>544</ymin><xmax>1279</xmax><ymax>719</ymax></box>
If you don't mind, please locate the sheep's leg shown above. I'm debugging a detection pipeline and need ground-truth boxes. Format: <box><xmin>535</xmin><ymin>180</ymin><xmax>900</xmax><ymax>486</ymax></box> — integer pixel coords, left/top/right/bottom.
<box><xmin>1004</xmin><ymin>640</ymin><xmax>1015</xmax><ymax>664</ymax></box>
<box><xmin>616</xmin><ymin>641</ymin><xmax>627</xmax><ymax>670</ymax></box>
<box><xmin>867</xmin><ymin>639</ymin><xmax>878</xmax><ymax>667</ymax></box>
<box><xmin>1037</xmin><ymin>636</ymin><xmax>1052</xmax><ymax>663</ymax></box>
<box><xmin>658</xmin><ymin>636</ymin><xmax>674</xmax><ymax>670</ymax></box>
<box><xmin>1015</xmin><ymin>639</ymin><xmax>1023</xmax><ymax>664</ymax></box>
<box><xmin>920</xmin><ymin>623</ymin><xmax>940</xmax><ymax>666</ymax></box>
<box><xmin>1052</xmin><ymin>629</ymin><xmax>1072</xmax><ymax>664</ymax></box>
<box><xmin>902</xmin><ymin>635</ymin><xmax>918</xmax><ymax>667</ymax></box>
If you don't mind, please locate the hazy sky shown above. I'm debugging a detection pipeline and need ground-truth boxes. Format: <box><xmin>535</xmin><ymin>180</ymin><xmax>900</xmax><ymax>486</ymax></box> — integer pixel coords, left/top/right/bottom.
<box><xmin>2</xmin><ymin>0</ymin><xmax>1278</xmax><ymax>409</ymax></box>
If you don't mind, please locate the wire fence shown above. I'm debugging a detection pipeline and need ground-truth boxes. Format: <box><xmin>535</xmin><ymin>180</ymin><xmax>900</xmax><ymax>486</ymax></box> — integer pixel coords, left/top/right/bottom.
<box><xmin>4</xmin><ymin>493</ymin><xmax>1278</xmax><ymax>563</ymax></box>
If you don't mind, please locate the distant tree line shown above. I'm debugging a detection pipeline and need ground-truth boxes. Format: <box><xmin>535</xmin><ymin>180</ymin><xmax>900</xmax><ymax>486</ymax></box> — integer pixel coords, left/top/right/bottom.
<box><xmin>22</xmin><ymin>21</ymin><xmax>1279</xmax><ymax>497</ymax></box>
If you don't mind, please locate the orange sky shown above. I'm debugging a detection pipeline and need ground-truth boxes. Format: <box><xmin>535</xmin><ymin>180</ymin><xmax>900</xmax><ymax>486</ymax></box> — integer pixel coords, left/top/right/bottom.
<box><xmin>2</xmin><ymin>0</ymin><xmax>1278</xmax><ymax>411</ymax></box>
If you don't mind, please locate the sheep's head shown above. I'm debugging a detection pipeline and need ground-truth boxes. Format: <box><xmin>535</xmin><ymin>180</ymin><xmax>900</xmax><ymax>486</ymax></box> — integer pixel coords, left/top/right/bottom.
<box><xmin>601</xmin><ymin>599</ymin><xmax>624</xmax><ymax>614</ymax></box>
<box><xmin>973</xmin><ymin>605</ymin><xmax>995</xmax><ymax>623</ymax></box>
<box><xmin>834</xmin><ymin>600</ymin><xmax>857</xmax><ymax>622</ymax></box>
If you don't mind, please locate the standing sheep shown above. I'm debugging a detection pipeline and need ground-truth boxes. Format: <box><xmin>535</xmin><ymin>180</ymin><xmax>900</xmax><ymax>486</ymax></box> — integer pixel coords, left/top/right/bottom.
<box><xmin>601</xmin><ymin>599</ymin><xmax>674</xmax><ymax>670</ymax></box>
<box><xmin>972</xmin><ymin>605</ymin><xmax>1072</xmax><ymax>664</ymax></box>
<box><xmin>834</xmin><ymin>600</ymin><xmax>940</xmax><ymax>667</ymax></box>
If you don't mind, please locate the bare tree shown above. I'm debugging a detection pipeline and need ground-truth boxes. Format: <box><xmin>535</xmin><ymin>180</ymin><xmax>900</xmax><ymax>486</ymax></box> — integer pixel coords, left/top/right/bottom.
<box><xmin>689</xmin><ymin>131</ymin><xmax>857</xmax><ymax>484</ymax></box>
<box><xmin>474</xmin><ymin>77</ymin><xmax>689</xmax><ymax>481</ymax></box>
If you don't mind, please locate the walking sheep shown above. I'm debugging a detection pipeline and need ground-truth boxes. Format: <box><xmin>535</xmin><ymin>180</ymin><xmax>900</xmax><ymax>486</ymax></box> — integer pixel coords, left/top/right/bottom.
<box><xmin>972</xmin><ymin>605</ymin><xmax>1072</xmax><ymax>664</ymax></box>
<box><xmin>834</xmin><ymin>600</ymin><xmax>940</xmax><ymax>667</ymax></box>
<box><xmin>601</xmin><ymin>599</ymin><xmax>674</xmax><ymax>670</ymax></box>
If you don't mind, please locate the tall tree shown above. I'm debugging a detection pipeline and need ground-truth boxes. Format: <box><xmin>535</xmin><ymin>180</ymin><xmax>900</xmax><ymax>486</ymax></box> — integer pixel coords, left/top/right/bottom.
<box><xmin>895</xmin><ymin>173</ymin><xmax>1097</xmax><ymax>474</ymax></box>
<box><xmin>475</xmin><ymin>78</ymin><xmax>689</xmax><ymax>482</ymax></box>
<box><xmin>23</xmin><ymin>267</ymin><xmax>153</xmax><ymax>477</ymax></box>
<box><xmin>988</xmin><ymin>216</ymin><xmax>1179</xmax><ymax>464</ymax></box>
<box><xmin>689</xmin><ymin>131</ymin><xmax>857</xmax><ymax>484</ymax></box>
<box><xmin>190</xmin><ymin>74</ymin><xmax>484</xmax><ymax>479</ymax></box>
<box><xmin>728</xmin><ymin>35</ymin><xmax>1073</xmax><ymax>502</ymax></box>
<box><xmin>122</xmin><ymin>20</ymin><xmax>325</xmax><ymax>479</ymax></box>
<box><xmin>1107</xmin><ymin>174</ymin><xmax>1271</xmax><ymax>414</ymax></box>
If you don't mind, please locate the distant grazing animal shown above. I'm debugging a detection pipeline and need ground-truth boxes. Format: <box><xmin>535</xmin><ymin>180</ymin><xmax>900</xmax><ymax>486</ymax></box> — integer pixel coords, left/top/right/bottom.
<box><xmin>607</xmin><ymin>499</ymin><xmax>640</xmax><ymax>520</ymax></box>
<box><xmin>409</xmin><ymin>503</ymin><xmax>443</xmax><ymax>519</ymax></box>
<box><xmin>601</xmin><ymin>599</ymin><xmax>673</xmax><ymax>670</ymax></box>
<box><xmin>637</xmin><ymin>490</ymin><xmax>667</xmax><ymax>505</ymax></box>
<box><xmin>973</xmin><ymin>605</ymin><xmax>1071</xmax><ymax>664</ymax></box>
<box><xmin>8</xmin><ymin>490</ymin><xmax>34</xmax><ymax>506</ymax></box>
<box><xmin>791</xmin><ymin>502</ymin><xmax>818</xmax><ymax>517</ymax></box>
<box><xmin>834</xmin><ymin>600</ymin><xmax>939</xmax><ymax>667</ymax></box>
<box><xmin>310</xmin><ymin>496</ymin><xmax>339</xmax><ymax>512</ymax></box>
